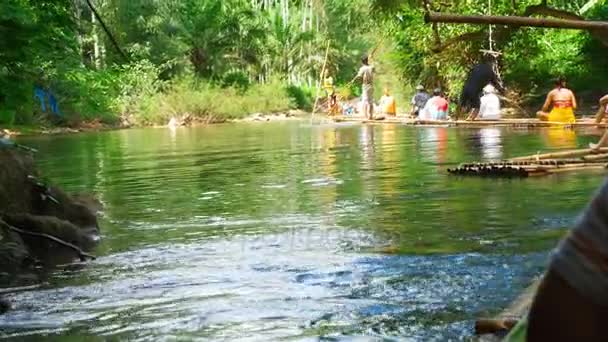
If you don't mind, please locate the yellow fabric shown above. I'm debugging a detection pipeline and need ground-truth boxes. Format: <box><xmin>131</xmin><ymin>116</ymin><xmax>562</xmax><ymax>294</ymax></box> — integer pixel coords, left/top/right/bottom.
<box><xmin>540</xmin><ymin>107</ymin><xmax>576</xmax><ymax>123</ymax></box>
<box><xmin>381</xmin><ymin>96</ymin><xmax>396</xmax><ymax>115</ymax></box>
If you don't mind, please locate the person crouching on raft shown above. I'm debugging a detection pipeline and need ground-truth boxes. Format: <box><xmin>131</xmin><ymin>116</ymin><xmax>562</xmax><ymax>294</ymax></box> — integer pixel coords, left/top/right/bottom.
<box><xmin>379</xmin><ymin>88</ymin><xmax>396</xmax><ymax>116</ymax></box>
<box><xmin>536</xmin><ymin>77</ymin><xmax>577</xmax><ymax>123</ymax></box>
<box><xmin>420</xmin><ymin>88</ymin><xmax>448</xmax><ymax>120</ymax></box>
<box><xmin>593</xmin><ymin>94</ymin><xmax>608</xmax><ymax>124</ymax></box>
<box><xmin>477</xmin><ymin>84</ymin><xmax>501</xmax><ymax>120</ymax></box>
<box><xmin>588</xmin><ymin>94</ymin><xmax>608</xmax><ymax>150</ymax></box>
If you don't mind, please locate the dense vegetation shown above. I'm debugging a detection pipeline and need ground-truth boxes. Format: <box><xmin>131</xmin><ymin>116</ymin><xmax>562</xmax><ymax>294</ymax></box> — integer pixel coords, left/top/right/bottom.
<box><xmin>374</xmin><ymin>0</ymin><xmax>608</xmax><ymax>110</ymax></box>
<box><xmin>0</xmin><ymin>0</ymin><xmax>373</xmax><ymax>125</ymax></box>
<box><xmin>0</xmin><ymin>0</ymin><xmax>607</xmax><ymax>126</ymax></box>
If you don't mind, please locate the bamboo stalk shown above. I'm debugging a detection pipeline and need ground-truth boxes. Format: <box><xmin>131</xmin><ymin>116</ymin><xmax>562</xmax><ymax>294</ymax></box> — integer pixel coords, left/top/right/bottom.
<box><xmin>310</xmin><ymin>40</ymin><xmax>331</xmax><ymax>123</ymax></box>
<box><xmin>510</xmin><ymin>148</ymin><xmax>608</xmax><ymax>162</ymax></box>
<box><xmin>545</xmin><ymin>164</ymin><xmax>607</xmax><ymax>174</ymax></box>
<box><xmin>583</xmin><ymin>153</ymin><xmax>608</xmax><ymax>161</ymax></box>
<box><xmin>425</xmin><ymin>11</ymin><xmax>608</xmax><ymax>31</ymax></box>
<box><xmin>477</xmin><ymin>278</ymin><xmax>540</xmax><ymax>340</ymax></box>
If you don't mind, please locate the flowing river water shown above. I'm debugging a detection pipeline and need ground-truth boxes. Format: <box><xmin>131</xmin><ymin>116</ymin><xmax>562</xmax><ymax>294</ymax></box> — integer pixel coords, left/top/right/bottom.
<box><xmin>1</xmin><ymin>122</ymin><xmax>606</xmax><ymax>340</ymax></box>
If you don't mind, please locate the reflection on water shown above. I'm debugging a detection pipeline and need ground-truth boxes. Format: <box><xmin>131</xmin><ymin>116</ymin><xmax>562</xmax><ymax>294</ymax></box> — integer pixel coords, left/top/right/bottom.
<box><xmin>4</xmin><ymin>123</ymin><xmax>604</xmax><ymax>340</ymax></box>
<box><xmin>543</xmin><ymin>128</ymin><xmax>577</xmax><ymax>149</ymax></box>
<box><xmin>479</xmin><ymin>128</ymin><xmax>502</xmax><ymax>160</ymax></box>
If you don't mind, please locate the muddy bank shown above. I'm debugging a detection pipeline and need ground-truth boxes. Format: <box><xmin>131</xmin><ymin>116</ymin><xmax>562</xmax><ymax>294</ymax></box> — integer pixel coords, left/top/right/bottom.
<box><xmin>0</xmin><ymin>144</ymin><xmax>101</xmax><ymax>310</ymax></box>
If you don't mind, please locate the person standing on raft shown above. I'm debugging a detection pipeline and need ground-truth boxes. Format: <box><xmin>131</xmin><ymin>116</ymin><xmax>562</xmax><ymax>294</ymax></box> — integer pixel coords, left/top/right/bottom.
<box><xmin>536</xmin><ymin>77</ymin><xmax>577</xmax><ymax>123</ymax></box>
<box><xmin>461</xmin><ymin>60</ymin><xmax>503</xmax><ymax>121</ymax></box>
<box><xmin>353</xmin><ymin>55</ymin><xmax>375</xmax><ymax>120</ymax></box>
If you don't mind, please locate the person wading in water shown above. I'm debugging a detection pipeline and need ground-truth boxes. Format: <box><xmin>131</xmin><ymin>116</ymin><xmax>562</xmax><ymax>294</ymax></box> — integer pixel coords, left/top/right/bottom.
<box><xmin>536</xmin><ymin>77</ymin><xmax>577</xmax><ymax>123</ymax></box>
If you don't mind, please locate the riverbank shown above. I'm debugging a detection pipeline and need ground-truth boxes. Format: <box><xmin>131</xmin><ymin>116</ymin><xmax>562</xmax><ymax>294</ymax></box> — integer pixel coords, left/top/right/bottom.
<box><xmin>1</xmin><ymin>109</ymin><xmax>310</xmax><ymax>137</ymax></box>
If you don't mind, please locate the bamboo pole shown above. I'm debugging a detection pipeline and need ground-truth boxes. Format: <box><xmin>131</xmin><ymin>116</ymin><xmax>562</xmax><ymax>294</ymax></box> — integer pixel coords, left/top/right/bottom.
<box><xmin>310</xmin><ymin>40</ymin><xmax>331</xmax><ymax>124</ymax></box>
<box><xmin>477</xmin><ymin>278</ymin><xmax>540</xmax><ymax>339</ymax></box>
<box><xmin>583</xmin><ymin>153</ymin><xmax>608</xmax><ymax>161</ymax></box>
<box><xmin>510</xmin><ymin>147</ymin><xmax>608</xmax><ymax>162</ymax></box>
<box><xmin>425</xmin><ymin>12</ymin><xmax>608</xmax><ymax>31</ymax></box>
<box><xmin>544</xmin><ymin>164</ymin><xmax>607</xmax><ymax>174</ymax></box>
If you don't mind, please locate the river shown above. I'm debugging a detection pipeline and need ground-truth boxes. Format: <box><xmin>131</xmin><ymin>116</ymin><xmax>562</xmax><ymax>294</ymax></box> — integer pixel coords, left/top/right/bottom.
<box><xmin>1</xmin><ymin>122</ymin><xmax>605</xmax><ymax>340</ymax></box>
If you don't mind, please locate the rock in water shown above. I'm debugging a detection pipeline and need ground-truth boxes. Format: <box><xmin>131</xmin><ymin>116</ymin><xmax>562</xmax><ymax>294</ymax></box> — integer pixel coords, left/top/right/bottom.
<box><xmin>0</xmin><ymin>147</ymin><xmax>101</xmax><ymax>274</ymax></box>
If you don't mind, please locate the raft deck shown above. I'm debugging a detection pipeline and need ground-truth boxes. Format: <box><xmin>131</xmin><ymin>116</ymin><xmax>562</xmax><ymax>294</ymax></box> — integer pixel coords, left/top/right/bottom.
<box><xmin>332</xmin><ymin>116</ymin><xmax>608</xmax><ymax>128</ymax></box>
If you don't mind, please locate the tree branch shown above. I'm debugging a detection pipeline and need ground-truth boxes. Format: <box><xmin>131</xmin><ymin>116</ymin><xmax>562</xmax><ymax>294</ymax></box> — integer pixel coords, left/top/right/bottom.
<box><xmin>429</xmin><ymin>1</ymin><xmax>608</xmax><ymax>53</ymax></box>
<box><xmin>84</xmin><ymin>0</ymin><xmax>129</xmax><ymax>62</ymax></box>
<box><xmin>0</xmin><ymin>218</ymin><xmax>96</xmax><ymax>262</ymax></box>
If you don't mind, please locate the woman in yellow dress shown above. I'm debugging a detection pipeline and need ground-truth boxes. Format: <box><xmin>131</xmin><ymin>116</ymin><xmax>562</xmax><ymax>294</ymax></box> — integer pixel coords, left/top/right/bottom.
<box><xmin>536</xmin><ymin>77</ymin><xmax>577</xmax><ymax>123</ymax></box>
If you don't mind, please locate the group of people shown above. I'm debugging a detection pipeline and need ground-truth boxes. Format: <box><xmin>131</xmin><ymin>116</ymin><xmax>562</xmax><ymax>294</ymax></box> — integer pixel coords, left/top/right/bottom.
<box><xmin>325</xmin><ymin>54</ymin><xmax>398</xmax><ymax>119</ymax></box>
<box><xmin>410</xmin><ymin>83</ymin><xmax>501</xmax><ymax>121</ymax></box>
<box><xmin>342</xmin><ymin>53</ymin><xmax>608</xmax><ymax>155</ymax></box>
<box><xmin>347</xmin><ymin>55</ymin><xmax>503</xmax><ymax>121</ymax></box>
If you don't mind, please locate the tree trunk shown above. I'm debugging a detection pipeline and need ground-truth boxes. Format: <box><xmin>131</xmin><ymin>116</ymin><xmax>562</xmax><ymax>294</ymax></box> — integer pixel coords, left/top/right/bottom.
<box><xmin>91</xmin><ymin>9</ymin><xmax>101</xmax><ymax>69</ymax></box>
<box><xmin>425</xmin><ymin>11</ymin><xmax>608</xmax><ymax>31</ymax></box>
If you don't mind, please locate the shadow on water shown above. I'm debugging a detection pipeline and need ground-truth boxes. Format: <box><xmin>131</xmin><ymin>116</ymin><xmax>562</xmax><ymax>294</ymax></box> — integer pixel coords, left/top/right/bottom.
<box><xmin>3</xmin><ymin>122</ymin><xmax>605</xmax><ymax>340</ymax></box>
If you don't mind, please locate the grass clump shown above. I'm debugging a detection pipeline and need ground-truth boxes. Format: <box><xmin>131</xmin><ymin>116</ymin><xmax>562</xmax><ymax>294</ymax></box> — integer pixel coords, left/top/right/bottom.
<box><xmin>135</xmin><ymin>77</ymin><xmax>296</xmax><ymax>125</ymax></box>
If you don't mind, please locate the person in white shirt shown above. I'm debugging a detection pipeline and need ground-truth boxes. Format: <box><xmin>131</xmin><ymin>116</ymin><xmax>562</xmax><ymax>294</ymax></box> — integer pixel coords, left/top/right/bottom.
<box><xmin>476</xmin><ymin>84</ymin><xmax>501</xmax><ymax>120</ymax></box>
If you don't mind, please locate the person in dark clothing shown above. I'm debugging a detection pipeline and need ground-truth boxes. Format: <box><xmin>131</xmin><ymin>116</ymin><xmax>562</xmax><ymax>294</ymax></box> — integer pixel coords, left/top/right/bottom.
<box><xmin>410</xmin><ymin>85</ymin><xmax>430</xmax><ymax>118</ymax></box>
<box><xmin>460</xmin><ymin>62</ymin><xmax>503</xmax><ymax>120</ymax></box>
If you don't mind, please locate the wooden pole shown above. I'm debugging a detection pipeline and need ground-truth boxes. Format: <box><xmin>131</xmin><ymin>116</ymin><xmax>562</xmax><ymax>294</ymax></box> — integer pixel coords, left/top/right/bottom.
<box><xmin>311</xmin><ymin>40</ymin><xmax>331</xmax><ymax>124</ymax></box>
<box><xmin>425</xmin><ymin>12</ymin><xmax>608</xmax><ymax>31</ymax></box>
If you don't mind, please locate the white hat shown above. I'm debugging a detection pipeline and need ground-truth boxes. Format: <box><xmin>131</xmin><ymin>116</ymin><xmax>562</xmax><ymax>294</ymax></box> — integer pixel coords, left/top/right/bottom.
<box><xmin>483</xmin><ymin>84</ymin><xmax>496</xmax><ymax>94</ymax></box>
<box><xmin>416</xmin><ymin>85</ymin><xmax>424</xmax><ymax>90</ymax></box>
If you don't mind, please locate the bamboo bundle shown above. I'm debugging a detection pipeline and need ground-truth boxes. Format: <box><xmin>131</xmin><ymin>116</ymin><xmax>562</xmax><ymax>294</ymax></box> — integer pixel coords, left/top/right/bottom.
<box><xmin>460</xmin><ymin>159</ymin><xmax>593</xmax><ymax>168</ymax></box>
<box><xmin>448</xmin><ymin>162</ymin><xmax>607</xmax><ymax>177</ymax></box>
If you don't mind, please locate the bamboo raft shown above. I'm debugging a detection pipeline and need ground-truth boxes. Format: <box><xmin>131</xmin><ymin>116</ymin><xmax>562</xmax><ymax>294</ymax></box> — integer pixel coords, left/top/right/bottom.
<box><xmin>475</xmin><ymin>278</ymin><xmax>541</xmax><ymax>341</ymax></box>
<box><xmin>448</xmin><ymin>148</ymin><xmax>608</xmax><ymax>178</ymax></box>
<box><xmin>332</xmin><ymin>116</ymin><xmax>608</xmax><ymax>128</ymax></box>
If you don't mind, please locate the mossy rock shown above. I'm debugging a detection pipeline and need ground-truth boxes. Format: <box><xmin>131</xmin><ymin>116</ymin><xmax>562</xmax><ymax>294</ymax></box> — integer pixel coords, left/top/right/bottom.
<box><xmin>0</xmin><ymin>224</ymin><xmax>29</xmax><ymax>274</ymax></box>
<box><xmin>0</xmin><ymin>146</ymin><xmax>101</xmax><ymax>274</ymax></box>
